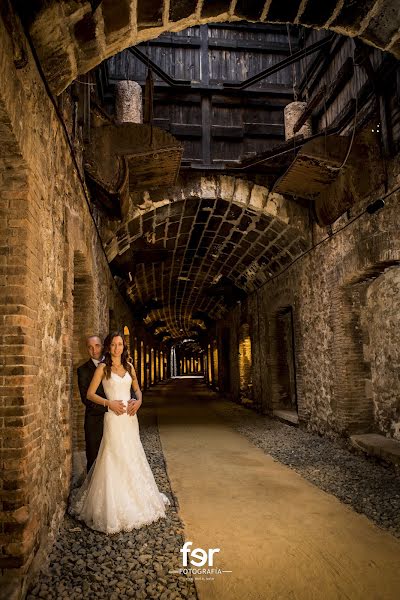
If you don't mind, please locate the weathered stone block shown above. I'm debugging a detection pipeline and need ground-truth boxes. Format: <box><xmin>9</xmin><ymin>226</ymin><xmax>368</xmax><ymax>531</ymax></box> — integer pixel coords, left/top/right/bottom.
<box><xmin>235</xmin><ymin>0</ymin><xmax>266</xmax><ymax>20</ymax></box>
<box><xmin>284</xmin><ymin>102</ymin><xmax>312</xmax><ymax>141</ymax></box>
<box><xmin>266</xmin><ymin>0</ymin><xmax>302</xmax><ymax>22</ymax></box>
<box><xmin>115</xmin><ymin>80</ymin><xmax>142</xmax><ymax>124</ymax></box>
<box><xmin>201</xmin><ymin>0</ymin><xmax>231</xmax><ymax>18</ymax></box>
<box><xmin>102</xmin><ymin>0</ymin><xmax>131</xmax><ymax>40</ymax></box>
<box><xmin>330</xmin><ymin>0</ymin><xmax>378</xmax><ymax>33</ymax></box>
<box><xmin>249</xmin><ymin>185</ymin><xmax>268</xmax><ymax>210</ymax></box>
<box><xmin>200</xmin><ymin>176</ymin><xmax>217</xmax><ymax>199</ymax></box>
<box><xmin>299</xmin><ymin>0</ymin><xmax>340</xmax><ymax>27</ymax></box>
<box><xmin>137</xmin><ymin>0</ymin><xmax>164</xmax><ymax>26</ymax></box>
<box><xmin>233</xmin><ymin>179</ymin><xmax>251</xmax><ymax>206</ymax></box>
<box><xmin>169</xmin><ymin>0</ymin><xmax>198</xmax><ymax>22</ymax></box>
<box><xmin>361</xmin><ymin>0</ymin><xmax>400</xmax><ymax>49</ymax></box>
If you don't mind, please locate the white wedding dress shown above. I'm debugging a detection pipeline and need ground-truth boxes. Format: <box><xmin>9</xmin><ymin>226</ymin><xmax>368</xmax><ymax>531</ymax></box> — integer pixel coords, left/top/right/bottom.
<box><xmin>69</xmin><ymin>370</ymin><xmax>170</xmax><ymax>534</ymax></box>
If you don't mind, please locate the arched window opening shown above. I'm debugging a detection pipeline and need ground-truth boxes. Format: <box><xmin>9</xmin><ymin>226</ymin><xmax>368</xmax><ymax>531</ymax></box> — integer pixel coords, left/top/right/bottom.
<box><xmin>151</xmin><ymin>348</ymin><xmax>155</xmax><ymax>384</ymax></box>
<box><xmin>140</xmin><ymin>340</ymin><xmax>145</xmax><ymax>389</ymax></box>
<box><xmin>275</xmin><ymin>307</ymin><xmax>298</xmax><ymax>415</ymax></box>
<box><xmin>239</xmin><ymin>324</ymin><xmax>253</xmax><ymax>407</ymax></box>
<box><xmin>212</xmin><ymin>340</ymin><xmax>219</xmax><ymax>388</ymax></box>
<box><xmin>146</xmin><ymin>346</ymin><xmax>151</xmax><ymax>387</ymax></box>
<box><xmin>123</xmin><ymin>325</ymin><xmax>131</xmax><ymax>360</ymax></box>
<box><xmin>133</xmin><ymin>337</ymin><xmax>138</xmax><ymax>373</ymax></box>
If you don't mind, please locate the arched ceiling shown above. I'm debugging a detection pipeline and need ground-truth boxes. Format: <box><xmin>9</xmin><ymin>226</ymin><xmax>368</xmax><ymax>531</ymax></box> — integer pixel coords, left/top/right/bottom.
<box><xmin>105</xmin><ymin>176</ymin><xmax>309</xmax><ymax>340</ymax></box>
<box><xmin>16</xmin><ymin>0</ymin><xmax>400</xmax><ymax>94</ymax></box>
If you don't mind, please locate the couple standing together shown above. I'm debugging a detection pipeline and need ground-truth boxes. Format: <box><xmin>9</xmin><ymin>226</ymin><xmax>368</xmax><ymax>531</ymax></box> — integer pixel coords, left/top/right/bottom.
<box><xmin>70</xmin><ymin>331</ymin><xmax>170</xmax><ymax>534</ymax></box>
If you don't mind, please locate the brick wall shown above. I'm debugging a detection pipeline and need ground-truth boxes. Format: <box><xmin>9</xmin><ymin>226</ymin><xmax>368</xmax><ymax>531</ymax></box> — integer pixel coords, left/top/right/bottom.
<box><xmin>0</xmin><ymin>11</ymin><xmax>140</xmax><ymax>598</ymax></box>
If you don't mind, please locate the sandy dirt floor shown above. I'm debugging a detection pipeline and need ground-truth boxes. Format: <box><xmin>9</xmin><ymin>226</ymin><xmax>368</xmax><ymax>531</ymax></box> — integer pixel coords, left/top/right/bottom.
<box><xmin>153</xmin><ymin>378</ymin><xmax>400</xmax><ymax>600</ymax></box>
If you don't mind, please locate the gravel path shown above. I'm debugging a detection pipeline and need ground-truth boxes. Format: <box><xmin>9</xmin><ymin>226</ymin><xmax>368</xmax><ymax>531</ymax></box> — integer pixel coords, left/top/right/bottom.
<box><xmin>27</xmin><ymin>405</ymin><xmax>198</xmax><ymax>600</ymax></box>
<box><xmin>210</xmin><ymin>397</ymin><xmax>400</xmax><ymax>538</ymax></box>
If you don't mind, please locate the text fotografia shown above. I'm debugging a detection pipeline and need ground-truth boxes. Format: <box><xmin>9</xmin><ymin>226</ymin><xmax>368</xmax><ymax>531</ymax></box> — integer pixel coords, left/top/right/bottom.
<box><xmin>168</xmin><ymin>542</ymin><xmax>232</xmax><ymax>579</ymax></box>
<box><xmin>180</xmin><ymin>567</ymin><xmax>223</xmax><ymax>575</ymax></box>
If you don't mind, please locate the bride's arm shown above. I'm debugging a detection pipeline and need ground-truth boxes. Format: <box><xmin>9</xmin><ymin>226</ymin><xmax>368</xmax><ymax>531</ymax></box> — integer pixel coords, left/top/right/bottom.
<box><xmin>87</xmin><ymin>364</ymin><xmax>125</xmax><ymax>415</ymax></box>
<box><xmin>127</xmin><ymin>364</ymin><xmax>142</xmax><ymax>416</ymax></box>
<box><xmin>130</xmin><ymin>365</ymin><xmax>142</xmax><ymax>402</ymax></box>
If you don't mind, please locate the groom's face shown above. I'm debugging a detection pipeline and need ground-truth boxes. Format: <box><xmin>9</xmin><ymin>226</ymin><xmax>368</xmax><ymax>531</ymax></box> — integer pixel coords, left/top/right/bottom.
<box><xmin>87</xmin><ymin>336</ymin><xmax>103</xmax><ymax>360</ymax></box>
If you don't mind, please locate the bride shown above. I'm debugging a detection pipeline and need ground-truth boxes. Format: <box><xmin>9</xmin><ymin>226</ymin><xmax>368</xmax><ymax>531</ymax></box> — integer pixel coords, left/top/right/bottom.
<box><xmin>69</xmin><ymin>331</ymin><xmax>170</xmax><ymax>534</ymax></box>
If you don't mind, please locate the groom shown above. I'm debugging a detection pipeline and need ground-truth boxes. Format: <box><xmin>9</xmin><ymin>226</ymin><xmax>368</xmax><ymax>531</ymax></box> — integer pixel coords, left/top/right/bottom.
<box><xmin>77</xmin><ymin>335</ymin><xmax>136</xmax><ymax>472</ymax></box>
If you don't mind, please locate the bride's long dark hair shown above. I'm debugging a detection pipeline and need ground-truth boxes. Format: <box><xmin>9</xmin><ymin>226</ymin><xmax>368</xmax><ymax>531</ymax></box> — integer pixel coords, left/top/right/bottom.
<box><xmin>102</xmin><ymin>331</ymin><xmax>132</xmax><ymax>380</ymax></box>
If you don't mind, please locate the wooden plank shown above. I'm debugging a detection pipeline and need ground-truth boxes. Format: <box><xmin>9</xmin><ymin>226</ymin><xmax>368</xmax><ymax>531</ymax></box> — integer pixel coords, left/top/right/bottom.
<box><xmin>211</xmin><ymin>97</ymin><xmax>288</xmax><ymax>109</ymax></box>
<box><xmin>200</xmin><ymin>25</ymin><xmax>211</xmax><ymax>165</ymax></box>
<box><xmin>323</xmin><ymin>56</ymin><xmax>354</xmax><ymax>110</ymax></box>
<box><xmin>141</xmin><ymin>36</ymin><xmax>201</xmax><ymax>48</ymax></box>
<box><xmin>209</xmin><ymin>22</ymin><xmax>289</xmax><ymax>34</ymax></box>
<box><xmin>243</xmin><ymin>123</ymin><xmax>285</xmax><ymax>137</ymax></box>
<box><xmin>211</xmin><ymin>125</ymin><xmax>244</xmax><ymax>138</ymax></box>
<box><xmin>170</xmin><ymin>123</ymin><xmax>202</xmax><ymax>137</ymax></box>
<box><xmin>207</xmin><ymin>38</ymin><xmax>295</xmax><ymax>55</ymax></box>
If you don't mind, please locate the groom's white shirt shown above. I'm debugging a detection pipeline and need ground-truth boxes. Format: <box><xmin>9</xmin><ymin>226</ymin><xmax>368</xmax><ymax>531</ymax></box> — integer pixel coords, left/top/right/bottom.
<box><xmin>91</xmin><ymin>357</ymin><xmax>103</xmax><ymax>367</ymax></box>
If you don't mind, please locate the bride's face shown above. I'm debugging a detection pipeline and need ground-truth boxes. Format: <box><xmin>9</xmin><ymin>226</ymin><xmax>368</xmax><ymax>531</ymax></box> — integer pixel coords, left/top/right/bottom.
<box><xmin>110</xmin><ymin>336</ymin><xmax>124</xmax><ymax>358</ymax></box>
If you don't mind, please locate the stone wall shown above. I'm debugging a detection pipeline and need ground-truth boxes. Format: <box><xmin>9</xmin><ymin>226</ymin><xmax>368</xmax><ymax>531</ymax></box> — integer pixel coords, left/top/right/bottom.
<box><xmin>217</xmin><ymin>158</ymin><xmax>400</xmax><ymax>439</ymax></box>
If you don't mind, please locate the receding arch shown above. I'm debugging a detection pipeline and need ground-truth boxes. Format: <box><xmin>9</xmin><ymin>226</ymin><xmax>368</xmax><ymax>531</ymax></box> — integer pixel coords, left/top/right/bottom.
<box><xmin>24</xmin><ymin>1</ymin><xmax>400</xmax><ymax>95</ymax></box>
<box><xmin>107</xmin><ymin>176</ymin><xmax>309</xmax><ymax>340</ymax></box>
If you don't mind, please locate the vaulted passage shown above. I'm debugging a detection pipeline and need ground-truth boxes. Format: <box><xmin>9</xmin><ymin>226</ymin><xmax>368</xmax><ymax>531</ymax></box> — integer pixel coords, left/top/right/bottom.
<box><xmin>1</xmin><ymin>3</ymin><xmax>400</xmax><ymax>599</ymax></box>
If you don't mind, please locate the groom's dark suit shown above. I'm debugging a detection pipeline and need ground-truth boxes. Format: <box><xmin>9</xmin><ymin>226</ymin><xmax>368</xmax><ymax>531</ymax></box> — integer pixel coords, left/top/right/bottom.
<box><xmin>77</xmin><ymin>359</ymin><xmax>136</xmax><ymax>472</ymax></box>
<box><xmin>77</xmin><ymin>359</ymin><xmax>108</xmax><ymax>472</ymax></box>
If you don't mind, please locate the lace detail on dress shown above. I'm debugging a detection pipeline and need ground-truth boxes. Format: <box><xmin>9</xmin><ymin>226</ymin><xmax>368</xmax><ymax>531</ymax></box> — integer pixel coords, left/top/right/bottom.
<box><xmin>69</xmin><ymin>371</ymin><xmax>170</xmax><ymax>534</ymax></box>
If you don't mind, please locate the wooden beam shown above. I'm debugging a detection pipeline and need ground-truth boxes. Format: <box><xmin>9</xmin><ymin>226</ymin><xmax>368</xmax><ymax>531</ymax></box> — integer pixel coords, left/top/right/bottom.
<box><xmin>200</xmin><ymin>25</ymin><xmax>211</xmax><ymax>165</ymax></box>
<box><xmin>297</xmin><ymin>36</ymin><xmax>346</xmax><ymax>99</ymax></box>
<box><xmin>314</xmin><ymin>57</ymin><xmax>354</xmax><ymax>120</ymax></box>
<box><xmin>211</xmin><ymin>125</ymin><xmax>244</xmax><ymax>138</ymax></box>
<box><xmin>293</xmin><ymin>85</ymin><xmax>326</xmax><ymax>134</ymax></box>
<box><xmin>224</xmin><ymin>35</ymin><xmax>334</xmax><ymax>91</ymax></box>
<box><xmin>207</xmin><ymin>38</ymin><xmax>296</xmax><ymax>54</ymax></box>
<box><xmin>209</xmin><ymin>22</ymin><xmax>290</xmax><ymax>34</ymax></box>
<box><xmin>243</xmin><ymin>123</ymin><xmax>285</xmax><ymax>137</ymax></box>
<box><xmin>140</xmin><ymin>36</ymin><xmax>201</xmax><ymax>48</ymax></box>
<box><xmin>170</xmin><ymin>123</ymin><xmax>202</xmax><ymax>137</ymax></box>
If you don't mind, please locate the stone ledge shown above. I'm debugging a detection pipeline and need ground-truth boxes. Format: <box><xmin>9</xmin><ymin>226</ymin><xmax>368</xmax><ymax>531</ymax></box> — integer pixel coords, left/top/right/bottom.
<box><xmin>273</xmin><ymin>409</ymin><xmax>299</xmax><ymax>426</ymax></box>
<box><xmin>350</xmin><ymin>433</ymin><xmax>400</xmax><ymax>466</ymax></box>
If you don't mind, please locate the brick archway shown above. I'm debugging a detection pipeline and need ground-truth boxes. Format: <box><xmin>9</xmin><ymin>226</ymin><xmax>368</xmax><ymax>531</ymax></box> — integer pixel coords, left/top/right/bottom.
<box><xmin>19</xmin><ymin>0</ymin><xmax>400</xmax><ymax>94</ymax></box>
<box><xmin>106</xmin><ymin>176</ymin><xmax>305</xmax><ymax>261</ymax></box>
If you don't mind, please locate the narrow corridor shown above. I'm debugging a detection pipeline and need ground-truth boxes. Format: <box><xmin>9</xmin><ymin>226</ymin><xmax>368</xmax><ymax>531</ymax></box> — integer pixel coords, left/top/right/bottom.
<box><xmin>28</xmin><ymin>379</ymin><xmax>400</xmax><ymax>600</ymax></box>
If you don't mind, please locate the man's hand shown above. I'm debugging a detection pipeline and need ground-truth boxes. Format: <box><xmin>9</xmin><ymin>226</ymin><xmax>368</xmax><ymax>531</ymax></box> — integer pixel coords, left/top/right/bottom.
<box><xmin>108</xmin><ymin>400</ymin><xmax>126</xmax><ymax>415</ymax></box>
<box><xmin>127</xmin><ymin>398</ymin><xmax>142</xmax><ymax>416</ymax></box>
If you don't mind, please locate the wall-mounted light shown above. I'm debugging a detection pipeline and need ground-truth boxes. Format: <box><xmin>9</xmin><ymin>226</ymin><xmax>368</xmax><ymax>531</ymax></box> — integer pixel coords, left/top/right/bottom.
<box><xmin>367</xmin><ymin>199</ymin><xmax>385</xmax><ymax>214</ymax></box>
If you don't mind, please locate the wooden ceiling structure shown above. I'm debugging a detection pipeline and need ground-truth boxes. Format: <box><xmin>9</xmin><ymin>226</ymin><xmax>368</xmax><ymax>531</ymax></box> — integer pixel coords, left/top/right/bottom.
<box><xmin>84</xmin><ymin>21</ymin><xmax>400</xmax><ymax>340</ymax></box>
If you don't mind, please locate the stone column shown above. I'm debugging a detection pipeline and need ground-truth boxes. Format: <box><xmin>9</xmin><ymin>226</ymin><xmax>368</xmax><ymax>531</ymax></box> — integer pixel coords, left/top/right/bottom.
<box><xmin>115</xmin><ymin>80</ymin><xmax>142</xmax><ymax>124</ymax></box>
<box><xmin>284</xmin><ymin>101</ymin><xmax>312</xmax><ymax>140</ymax></box>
